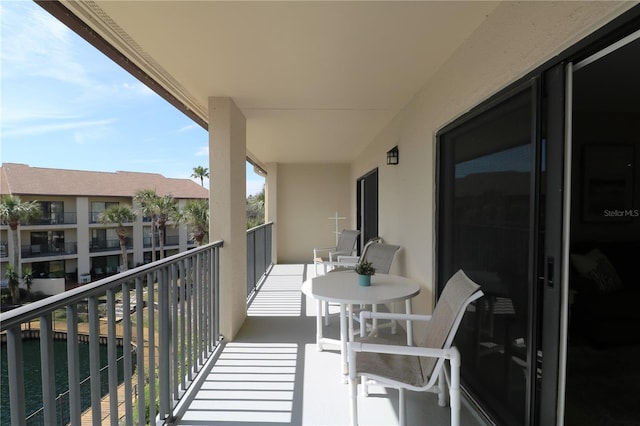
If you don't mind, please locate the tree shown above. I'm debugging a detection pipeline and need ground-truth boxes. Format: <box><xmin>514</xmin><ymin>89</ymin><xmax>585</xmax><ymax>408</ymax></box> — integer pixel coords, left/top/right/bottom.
<box><xmin>4</xmin><ymin>264</ymin><xmax>20</xmax><ymax>305</ymax></box>
<box><xmin>134</xmin><ymin>189</ymin><xmax>160</xmax><ymax>262</ymax></box>
<box><xmin>0</xmin><ymin>195</ymin><xmax>41</xmax><ymax>289</ymax></box>
<box><xmin>246</xmin><ymin>186</ymin><xmax>265</xmax><ymax>229</ymax></box>
<box><xmin>99</xmin><ymin>205</ymin><xmax>136</xmax><ymax>271</ymax></box>
<box><xmin>155</xmin><ymin>194</ymin><xmax>178</xmax><ymax>259</ymax></box>
<box><xmin>22</xmin><ymin>268</ymin><xmax>33</xmax><ymax>301</ymax></box>
<box><xmin>191</xmin><ymin>166</ymin><xmax>209</xmax><ymax>187</ymax></box>
<box><xmin>178</xmin><ymin>199</ymin><xmax>209</xmax><ymax>246</ymax></box>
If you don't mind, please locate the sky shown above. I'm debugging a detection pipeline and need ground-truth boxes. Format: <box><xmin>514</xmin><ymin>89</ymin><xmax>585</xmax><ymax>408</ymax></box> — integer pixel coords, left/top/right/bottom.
<box><xmin>0</xmin><ymin>0</ymin><xmax>265</xmax><ymax>196</ymax></box>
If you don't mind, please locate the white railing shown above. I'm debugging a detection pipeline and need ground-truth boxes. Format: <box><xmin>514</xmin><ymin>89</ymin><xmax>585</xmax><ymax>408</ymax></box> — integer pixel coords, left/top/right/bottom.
<box><xmin>1</xmin><ymin>241</ymin><xmax>223</xmax><ymax>425</ymax></box>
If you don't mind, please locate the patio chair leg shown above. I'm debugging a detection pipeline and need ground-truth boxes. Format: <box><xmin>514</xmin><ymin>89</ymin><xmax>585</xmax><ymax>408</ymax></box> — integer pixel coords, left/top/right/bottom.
<box><xmin>450</xmin><ymin>350</ymin><xmax>461</xmax><ymax>426</ymax></box>
<box><xmin>349</xmin><ymin>350</ymin><xmax>359</xmax><ymax>425</ymax></box>
<box><xmin>316</xmin><ymin>299</ymin><xmax>324</xmax><ymax>351</ymax></box>
<box><xmin>398</xmin><ymin>388</ymin><xmax>406</xmax><ymax>426</ymax></box>
<box><xmin>438</xmin><ymin>368</ymin><xmax>448</xmax><ymax>407</ymax></box>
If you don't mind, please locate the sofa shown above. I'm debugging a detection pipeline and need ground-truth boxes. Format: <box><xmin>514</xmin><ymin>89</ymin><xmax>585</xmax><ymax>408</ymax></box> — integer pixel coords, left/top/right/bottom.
<box><xmin>569</xmin><ymin>241</ymin><xmax>640</xmax><ymax>347</ymax></box>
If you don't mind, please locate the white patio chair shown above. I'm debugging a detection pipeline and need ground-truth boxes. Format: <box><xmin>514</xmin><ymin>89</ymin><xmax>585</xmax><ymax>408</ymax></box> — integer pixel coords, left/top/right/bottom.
<box><xmin>323</xmin><ymin>240</ymin><xmax>399</xmax><ymax>328</ymax></box>
<box><xmin>313</xmin><ymin>229</ymin><xmax>360</xmax><ymax>275</ymax></box>
<box><xmin>348</xmin><ymin>269</ymin><xmax>483</xmax><ymax>426</ymax></box>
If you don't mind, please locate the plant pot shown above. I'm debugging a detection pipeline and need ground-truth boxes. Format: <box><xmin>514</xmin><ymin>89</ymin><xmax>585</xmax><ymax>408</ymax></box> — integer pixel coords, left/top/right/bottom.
<box><xmin>358</xmin><ymin>274</ymin><xmax>371</xmax><ymax>287</ymax></box>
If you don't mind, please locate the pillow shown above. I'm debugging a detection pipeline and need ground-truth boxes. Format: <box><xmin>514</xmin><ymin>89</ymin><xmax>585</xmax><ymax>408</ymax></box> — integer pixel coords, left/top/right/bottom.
<box><xmin>570</xmin><ymin>248</ymin><xmax>623</xmax><ymax>294</ymax></box>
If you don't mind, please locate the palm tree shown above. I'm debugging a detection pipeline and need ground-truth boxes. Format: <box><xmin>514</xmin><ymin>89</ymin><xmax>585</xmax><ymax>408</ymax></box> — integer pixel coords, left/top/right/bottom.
<box><xmin>191</xmin><ymin>166</ymin><xmax>209</xmax><ymax>187</ymax></box>
<box><xmin>155</xmin><ymin>194</ymin><xmax>178</xmax><ymax>259</ymax></box>
<box><xmin>0</xmin><ymin>195</ymin><xmax>41</xmax><ymax>293</ymax></box>
<box><xmin>4</xmin><ymin>265</ymin><xmax>21</xmax><ymax>305</ymax></box>
<box><xmin>99</xmin><ymin>205</ymin><xmax>136</xmax><ymax>271</ymax></box>
<box><xmin>22</xmin><ymin>268</ymin><xmax>33</xmax><ymax>301</ymax></box>
<box><xmin>134</xmin><ymin>189</ymin><xmax>160</xmax><ymax>262</ymax></box>
<box><xmin>178</xmin><ymin>199</ymin><xmax>209</xmax><ymax>246</ymax></box>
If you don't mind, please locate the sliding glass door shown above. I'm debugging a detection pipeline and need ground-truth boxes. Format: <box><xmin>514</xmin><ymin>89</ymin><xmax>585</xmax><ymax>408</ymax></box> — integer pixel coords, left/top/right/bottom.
<box><xmin>437</xmin><ymin>76</ymin><xmax>565</xmax><ymax>425</ymax></box>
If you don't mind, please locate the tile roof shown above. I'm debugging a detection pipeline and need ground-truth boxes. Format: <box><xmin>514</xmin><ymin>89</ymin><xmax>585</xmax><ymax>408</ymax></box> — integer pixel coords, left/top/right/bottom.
<box><xmin>0</xmin><ymin>163</ymin><xmax>209</xmax><ymax>199</ymax></box>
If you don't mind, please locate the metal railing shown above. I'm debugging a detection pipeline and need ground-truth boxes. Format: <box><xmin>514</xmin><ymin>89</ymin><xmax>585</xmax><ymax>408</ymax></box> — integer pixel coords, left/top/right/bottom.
<box><xmin>246</xmin><ymin>222</ymin><xmax>273</xmax><ymax>298</ymax></box>
<box><xmin>90</xmin><ymin>238</ymin><xmax>132</xmax><ymax>252</ymax></box>
<box><xmin>21</xmin><ymin>242</ymin><xmax>78</xmax><ymax>258</ymax></box>
<box><xmin>1</xmin><ymin>241</ymin><xmax>223</xmax><ymax>425</ymax></box>
<box><xmin>25</xmin><ymin>212</ymin><xmax>78</xmax><ymax>225</ymax></box>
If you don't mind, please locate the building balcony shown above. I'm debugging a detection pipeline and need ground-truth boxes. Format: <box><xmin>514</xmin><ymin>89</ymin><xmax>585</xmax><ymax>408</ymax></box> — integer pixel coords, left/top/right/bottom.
<box><xmin>90</xmin><ymin>238</ymin><xmax>132</xmax><ymax>253</ymax></box>
<box><xmin>143</xmin><ymin>235</ymin><xmax>180</xmax><ymax>248</ymax></box>
<box><xmin>23</xmin><ymin>212</ymin><xmax>78</xmax><ymax>226</ymax></box>
<box><xmin>20</xmin><ymin>242</ymin><xmax>78</xmax><ymax>258</ymax></box>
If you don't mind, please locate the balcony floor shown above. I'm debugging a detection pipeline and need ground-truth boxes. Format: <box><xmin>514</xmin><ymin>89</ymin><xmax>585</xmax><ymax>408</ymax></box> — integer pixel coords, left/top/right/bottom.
<box><xmin>176</xmin><ymin>264</ymin><xmax>489</xmax><ymax>426</ymax></box>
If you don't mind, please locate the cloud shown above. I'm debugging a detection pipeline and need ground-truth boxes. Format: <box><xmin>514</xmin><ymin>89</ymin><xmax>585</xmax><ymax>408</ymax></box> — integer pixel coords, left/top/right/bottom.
<box><xmin>1</xmin><ymin>2</ymin><xmax>92</xmax><ymax>87</ymax></box>
<box><xmin>2</xmin><ymin>119</ymin><xmax>115</xmax><ymax>138</ymax></box>
<box><xmin>196</xmin><ymin>146</ymin><xmax>209</xmax><ymax>156</ymax></box>
<box><xmin>178</xmin><ymin>124</ymin><xmax>198</xmax><ymax>133</ymax></box>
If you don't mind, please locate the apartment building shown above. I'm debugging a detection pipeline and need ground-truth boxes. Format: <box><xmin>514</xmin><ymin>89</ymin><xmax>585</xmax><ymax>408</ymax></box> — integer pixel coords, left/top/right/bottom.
<box><xmin>0</xmin><ymin>163</ymin><xmax>208</xmax><ymax>294</ymax></box>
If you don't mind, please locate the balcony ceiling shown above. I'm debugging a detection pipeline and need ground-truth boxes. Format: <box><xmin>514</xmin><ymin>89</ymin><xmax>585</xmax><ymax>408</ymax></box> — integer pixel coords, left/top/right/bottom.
<box><xmin>61</xmin><ymin>1</ymin><xmax>499</xmax><ymax>164</ymax></box>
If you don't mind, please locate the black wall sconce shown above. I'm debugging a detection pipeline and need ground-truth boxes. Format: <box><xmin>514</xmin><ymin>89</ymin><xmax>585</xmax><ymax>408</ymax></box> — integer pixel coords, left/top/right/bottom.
<box><xmin>387</xmin><ymin>146</ymin><xmax>399</xmax><ymax>165</ymax></box>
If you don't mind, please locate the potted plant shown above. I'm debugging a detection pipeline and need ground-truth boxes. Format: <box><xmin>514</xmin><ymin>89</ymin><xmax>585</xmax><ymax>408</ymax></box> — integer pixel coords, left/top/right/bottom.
<box><xmin>355</xmin><ymin>261</ymin><xmax>375</xmax><ymax>287</ymax></box>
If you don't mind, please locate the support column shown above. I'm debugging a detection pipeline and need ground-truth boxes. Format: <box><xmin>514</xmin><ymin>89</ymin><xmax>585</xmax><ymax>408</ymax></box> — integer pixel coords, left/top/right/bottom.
<box><xmin>265</xmin><ymin>163</ymin><xmax>278</xmax><ymax>265</ymax></box>
<box><xmin>209</xmin><ymin>97</ymin><xmax>247</xmax><ymax>340</ymax></box>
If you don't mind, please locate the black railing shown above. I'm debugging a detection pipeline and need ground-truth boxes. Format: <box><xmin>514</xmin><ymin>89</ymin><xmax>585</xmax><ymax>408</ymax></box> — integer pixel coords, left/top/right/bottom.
<box><xmin>90</xmin><ymin>239</ymin><xmax>131</xmax><ymax>252</ymax></box>
<box><xmin>1</xmin><ymin>242</ymin><xmax>222</xmax><ymax>425</ymax></box>
<box><xmin>24</xmin><ymin>212</ymin><xmax>78</xmax><ymax>226</ymax></box>
<box><xmin>21</xmin><ymin>242</ymin><xmax>78</xmax><ymax>258</ymax></box>
<box><xmin>246</xmin><ymin>222</ymin><xmax>273</xmax><ymax>298</ymax></box>
<box><xmin>89</xmin><ymin>212</ymin><xmax>134</xmax><ymax>224</ymax></box>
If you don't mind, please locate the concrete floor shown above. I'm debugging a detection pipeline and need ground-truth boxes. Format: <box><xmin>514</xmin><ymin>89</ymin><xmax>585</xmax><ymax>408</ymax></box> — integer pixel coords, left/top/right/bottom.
<box><xmin>176</xmin><ymin>264</ymin><xmax>490</xmax><ymax>426</ymax></box>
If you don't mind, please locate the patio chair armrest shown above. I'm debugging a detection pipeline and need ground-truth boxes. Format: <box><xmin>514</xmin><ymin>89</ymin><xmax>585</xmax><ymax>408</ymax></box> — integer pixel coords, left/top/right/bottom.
<box><xmin>329</xmin><ymin>250</ymin><xmax>357</xmax><ymax>262</ymax></box>
<box><xmin>351</xmin><ymin>341</ymin><xmax>453</xmax><ymax>359</ymax></box>
<box><xmin>313</xmin><ymin>246</ymin><xmax>336</xmax><ymax>260</ymax></box>
<box><xmin>336</xmin><ymin>255</ymin><xmax>359</xmax><ymax>263</ymax></box>
<box><xmin>359</xmin><ymin>311</ymin><xmax>432</xmax><ymax>324</ymax></box>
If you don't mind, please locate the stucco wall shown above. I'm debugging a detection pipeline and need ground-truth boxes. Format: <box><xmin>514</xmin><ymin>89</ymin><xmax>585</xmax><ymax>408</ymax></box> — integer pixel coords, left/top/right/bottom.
<box><xmin>277</xmin><ymin>163</ymin><xmax>352</xmax><ymax>263</ymax></box>
<box><xmin>351</xmin><ymin>1</ymin><xmax>636</xmax><ymax>316</ymax></box>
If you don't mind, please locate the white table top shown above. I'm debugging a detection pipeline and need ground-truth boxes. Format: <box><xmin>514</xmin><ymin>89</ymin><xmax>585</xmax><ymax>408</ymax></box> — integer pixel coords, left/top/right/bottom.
<box><xmin>301</xmin><ymin>271</ymin><xmax>420</xmax><ymax>305</ymax></box>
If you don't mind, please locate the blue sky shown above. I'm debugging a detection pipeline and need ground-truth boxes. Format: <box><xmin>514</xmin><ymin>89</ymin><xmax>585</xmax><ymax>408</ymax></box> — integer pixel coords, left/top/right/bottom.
<box><xmin>0</xmin><ymin>1</ymin><xmax>264</xmax><ymax>196</ymax></box>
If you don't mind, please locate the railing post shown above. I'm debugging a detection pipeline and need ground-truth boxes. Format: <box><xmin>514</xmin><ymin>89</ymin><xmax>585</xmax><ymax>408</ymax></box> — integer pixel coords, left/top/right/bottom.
<box><xmin>147</xmin><ymin>271</ymin><xmax>157</xmax><ymax>423</ymax></box>
<box><xmin>39</xmin><ymin>313</ymin><xmax>57</xmax><ymax>425</ymax></box>
<box><xmin>135</xmin><ymin>276</ymin><xmax>146</xmax><ymax>426</ymax></box>
<box><xmin>158</xmin><ymin>265</ymin><xmax>172</xmax><ymax>421</ymax></box>
<box><xmin>213</xmin><ymin>245</ymin><xmax>221</xmax><ymax>344</ymax></box>
<box><xmin>88</xmin><ymin>296</ymin><xmax>102</xmax><ymax>425</ymax></box>
<box><xmin>7</xmin><ymin>326</ymin><xmax>26</xmax><ymax>426</ymax></box>
<box><xmin>66</xmin><ymin>304</ymin><xmax>81</xmax><ymax>426</ymax></box>
<box><xmin>107</xmin><ymin>288</ymin><xmax>119</xmax><ymax>426</ymax></box>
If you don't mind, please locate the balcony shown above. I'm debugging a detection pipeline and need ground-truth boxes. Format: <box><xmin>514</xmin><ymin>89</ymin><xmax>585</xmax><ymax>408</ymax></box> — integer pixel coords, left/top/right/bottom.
<box><xmin>1</xmin><ymin>225</ymin><xmax>487</xmax><ymax>425</ymax></box>
<box><xmin>176</xmin><ymin>265</ymin><xmax>488</xmax><ymax>426</ymax></box>
<box><xmin>24</xmin><ymin>212</ymin><xmax>78</xmax><ymax>226</ymax></box>
<box><xmin>90</xmin><ymin>238</ymin><xmax>131</xmax><ymax>253</ymax></box>
<box><xmin>21</xmin><ymin>242</ymin><xmax>78</xmax><ymax>258</ymax></box>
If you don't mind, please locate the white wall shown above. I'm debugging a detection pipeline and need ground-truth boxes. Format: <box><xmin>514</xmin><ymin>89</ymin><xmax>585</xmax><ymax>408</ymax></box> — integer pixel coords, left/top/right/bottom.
<box><xmin>351</xmin><ymin>1</ymin><xmax>635</xmax><ymax>317</ymax></box>
<box><xmin>276</xmin><ymin>163</ymin><xmax>352</xmax><ymax>263</ymax></box>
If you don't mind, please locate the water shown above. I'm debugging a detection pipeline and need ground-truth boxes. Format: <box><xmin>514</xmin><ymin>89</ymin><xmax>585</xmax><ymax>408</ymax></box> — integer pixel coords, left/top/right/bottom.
<box><xmin>1</xmin><ymin>339</ymin><xmax>125</xmax><ymax>425</ymax></box>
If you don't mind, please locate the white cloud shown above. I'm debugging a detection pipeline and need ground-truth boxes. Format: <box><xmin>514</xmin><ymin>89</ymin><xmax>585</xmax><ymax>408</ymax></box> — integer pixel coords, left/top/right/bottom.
<box><xmin>2</xmin><ymin>119</ymin><xmax>115</xmax><ymax>138</ymax></box>
<box><xmin>196</xmin><ymin>146</ymin><xmax>209</xmax><ymax>156</ymax></box>
<box><xmin>178</xmin><ymin>124</ymin><xmax>198</xmax><ymax>133</ymax></box>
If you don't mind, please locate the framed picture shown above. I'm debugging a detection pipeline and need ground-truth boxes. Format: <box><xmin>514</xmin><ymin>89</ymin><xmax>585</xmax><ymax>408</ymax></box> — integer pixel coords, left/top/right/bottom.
<box><xmin>582</xmin><ymin>144</ymin><xmax>635</xmax><ymax>222</ymax></box>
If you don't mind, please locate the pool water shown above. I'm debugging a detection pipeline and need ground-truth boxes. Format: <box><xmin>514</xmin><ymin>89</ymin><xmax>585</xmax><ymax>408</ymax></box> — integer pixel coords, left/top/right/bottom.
<box><xmin>1</xmin><ymin>339</ymin><xmax>125</xmax><ymax>425</ymax></box>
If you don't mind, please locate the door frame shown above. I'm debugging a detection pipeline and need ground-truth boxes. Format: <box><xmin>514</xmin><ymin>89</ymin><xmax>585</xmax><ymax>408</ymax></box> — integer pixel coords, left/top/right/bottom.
<box><xmin>356</xmin><ymin>168</ymin><xmax>378</xmax><ymax>253</ymax></box>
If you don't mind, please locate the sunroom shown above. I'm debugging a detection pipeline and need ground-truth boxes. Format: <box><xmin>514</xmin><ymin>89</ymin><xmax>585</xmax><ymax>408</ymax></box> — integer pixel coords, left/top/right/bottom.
<box><xmin>4</xmin><ymin>1</ymin><xmax>640</xmax><ymax>425</ymax></box>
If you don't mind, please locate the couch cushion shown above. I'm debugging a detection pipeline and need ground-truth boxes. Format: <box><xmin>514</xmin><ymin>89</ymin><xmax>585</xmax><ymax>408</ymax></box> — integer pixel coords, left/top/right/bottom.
<box><xmin>570</xmin><ymin>248</ymin><xmax>623</xmax><ymax>295</ymax></box>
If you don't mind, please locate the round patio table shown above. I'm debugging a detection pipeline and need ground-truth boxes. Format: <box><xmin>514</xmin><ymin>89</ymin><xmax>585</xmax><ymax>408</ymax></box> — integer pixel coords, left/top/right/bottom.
<box><xmin>301</xmin><ymin>271</ymin><xmax>420</xmax><ymax>382</ymax></box>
